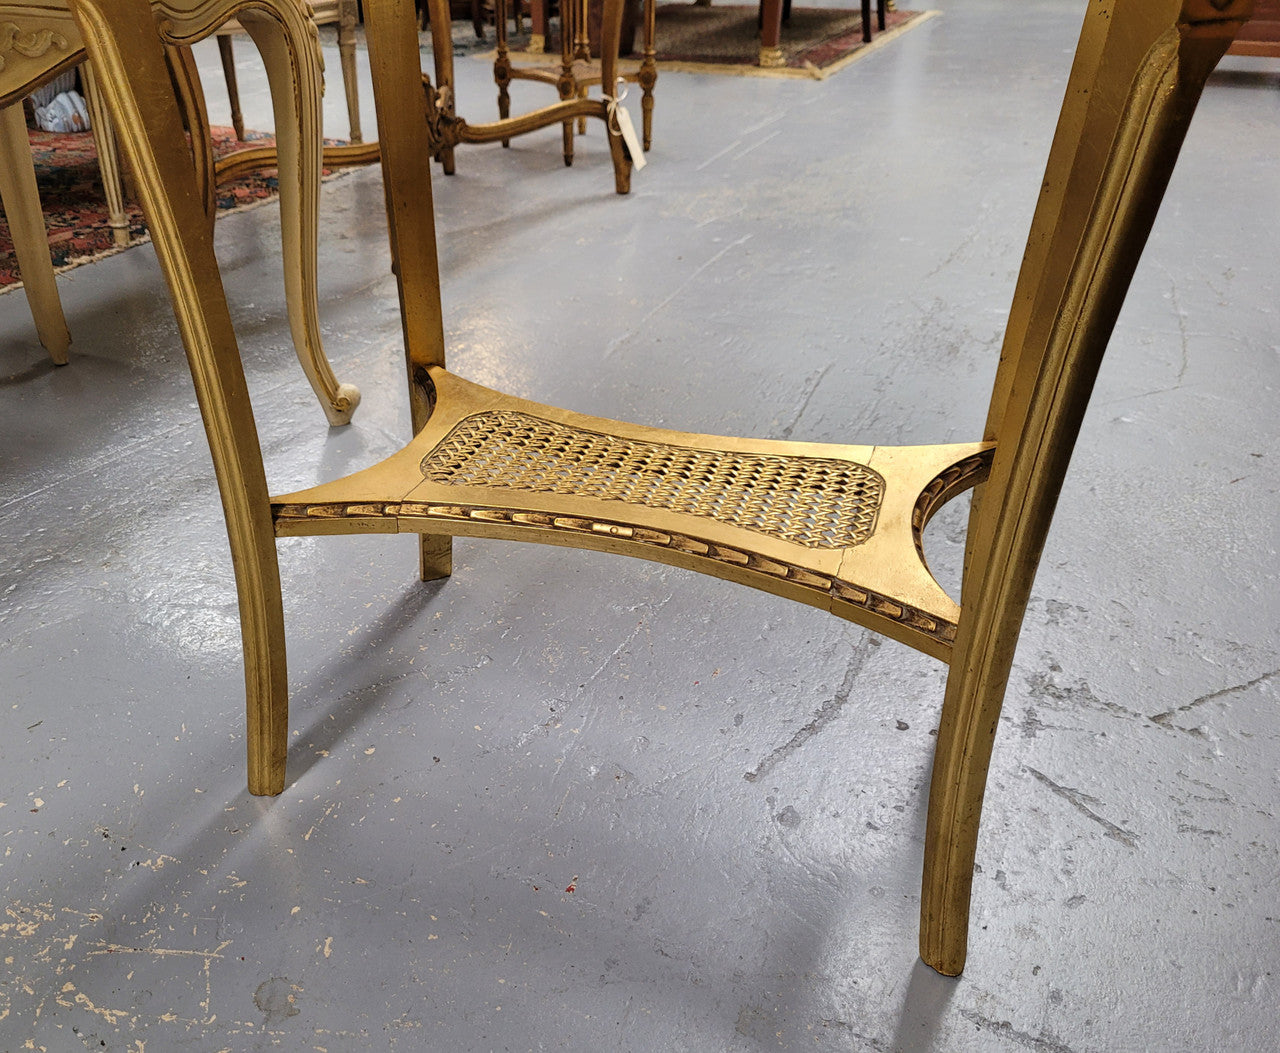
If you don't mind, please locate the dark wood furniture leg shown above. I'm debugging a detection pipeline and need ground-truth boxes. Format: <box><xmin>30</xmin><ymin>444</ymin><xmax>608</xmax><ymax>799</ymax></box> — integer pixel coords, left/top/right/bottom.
<box><xmin>759</xmin><ymin>0</ymin><xmax>784</xmax><ymax>66</ymax></box>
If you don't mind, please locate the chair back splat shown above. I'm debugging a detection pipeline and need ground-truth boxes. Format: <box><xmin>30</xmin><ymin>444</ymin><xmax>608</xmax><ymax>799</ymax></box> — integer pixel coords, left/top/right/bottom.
<box><xmin>64</xmin><ymin>0</ymin><xmax>1254</xmax><ymax>976</ymax></box>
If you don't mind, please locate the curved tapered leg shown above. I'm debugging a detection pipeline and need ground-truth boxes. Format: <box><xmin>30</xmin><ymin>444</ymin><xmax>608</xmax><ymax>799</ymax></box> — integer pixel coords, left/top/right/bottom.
<box><xmin>922</xmin><ymin>0</ymin><xmax>1253</xmax><ymax>977</ymax></box>
<box><xmin>243</xmin><ymin>15</ymin><xmax>361</xmax><ymax>427</ymax></box>
<box><xmin>239</xmin><ymin>543</ymin><xmax>289</xmax><ymax>794</ymax></box>
<box><xmin>0</xmin><ymin>104</ymin><xmax>71</xmax><ymax>364</ymax></box>
<box><xmin>919</xmin><ymin>613</ymin><xmax>1019</xmax><ymax>975</ymax></box>
<box><xmin>69</xmin><ymin>0</ymin><xmax>292</xmax><ymax>796</ymax></box>
<box><xmin>166</xmin><ymin>45</ymin><xmax>217</xmax><ymax>225</ymax></box>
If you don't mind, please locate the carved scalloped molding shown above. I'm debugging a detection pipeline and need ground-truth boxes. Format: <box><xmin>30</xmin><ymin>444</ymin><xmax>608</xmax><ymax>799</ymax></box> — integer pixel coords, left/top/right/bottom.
<box><xmin>0</xmin><ymin>21</ymin><xmax>69</xmax><ymax>73</ymax></box>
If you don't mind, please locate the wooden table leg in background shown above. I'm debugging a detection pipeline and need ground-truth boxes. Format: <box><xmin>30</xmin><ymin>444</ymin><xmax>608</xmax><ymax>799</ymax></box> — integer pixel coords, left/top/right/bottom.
<box><xmin>529</xmin><ymin>0</ymin><xmax>548</xmax><ymax>52</ymax></box>
<box><xmin>759</xmin><ymin>0</ymin><xmax>784</xmax><ymax>66</ymax></box>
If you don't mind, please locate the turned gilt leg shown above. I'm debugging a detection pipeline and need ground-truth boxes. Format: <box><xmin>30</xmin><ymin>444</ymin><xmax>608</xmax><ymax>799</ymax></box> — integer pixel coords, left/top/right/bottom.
<box><xmin>494</xmin><ymin>0</ymin><xmax>513</xmax><ymax>144</ymax></box>
<box><xmin>338</xmin><ymin>0</ymin><xmax>363</xmax><ymax>143</ymax></box>
<box><xmin>81</xmin><ymin>65</ymin><xmax>131</xmax><ymax>248</ymax></box>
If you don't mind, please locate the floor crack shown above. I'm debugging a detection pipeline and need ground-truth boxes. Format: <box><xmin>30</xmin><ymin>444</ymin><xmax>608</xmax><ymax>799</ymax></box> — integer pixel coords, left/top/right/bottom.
<box><xmin>958</xmin><ymin>1009</ymin><xmax>1078</xmax><ymax>1053</ymax></box>
<box><xmin>744</xmin><ymin>638</ymin><xmax>872</xmax><ymax>782</ymax></box>
<box><xmin>779</xmin><ymin>363</ymin><xmax>832</xmax><ymax>441</ymax></box>
<box><xmin>1148</xmin><ymin>668</ymin><xmax>1279</xmax><ymax>727</ymax></box>
<box><xmin>1023</xmin><ymin>766</ymin><xmax>1138</xmax><ymax>848</ymax></box>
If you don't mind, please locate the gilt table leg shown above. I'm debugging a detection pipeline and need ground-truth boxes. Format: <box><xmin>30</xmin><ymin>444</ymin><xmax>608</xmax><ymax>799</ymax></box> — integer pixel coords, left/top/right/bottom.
<box><xmin>243</xmin><ymin>15</ymin><xmax>360</xmax><ymax>426</ymax></box>
<box><xmin>494</xmin><ymin>0</ymin><xmax>513</xmax><ymax>142</ymax></box>
<box><xmin>338</xmin><ymin>0</ymin><xmax>363</xmax><ymax>142</ymax></box>
<box><xmin>0</xmin><ymin>104</ymin><xmax>70</xmax><ymax>364</ymax></box>
<box><xmin>638</xmin><ymin>0</ymin><xmax>656</xmax><ymax>150</ymax></box>
<box><xmin>81</xmin><ymin>64</ymin><xmax>130</xmax><ymax>248</ymax></box>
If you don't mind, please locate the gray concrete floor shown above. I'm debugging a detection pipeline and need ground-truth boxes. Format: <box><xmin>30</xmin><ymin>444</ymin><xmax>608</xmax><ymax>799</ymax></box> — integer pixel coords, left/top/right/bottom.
<box><xmin>3</xmin><ymin>1</ymin><xmax>1279</xmax><ymax>1049</ymax></box>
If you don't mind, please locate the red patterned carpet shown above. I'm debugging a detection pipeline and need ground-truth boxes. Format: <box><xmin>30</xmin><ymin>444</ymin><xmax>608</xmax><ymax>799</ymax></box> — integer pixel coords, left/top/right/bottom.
<box><xmin>503</xmin><ymin>8</ymin><xmax>935</xmax><ymax>84</ymax></box>
<box><xmin>2</xmin><ymin>126</ymin><xmax>286</xmax><ymax>289</ymax></box>
<box><xmin>651</xmin><ymin>5</ymin><xmax>929</xmax><ymax>74</ymax></box>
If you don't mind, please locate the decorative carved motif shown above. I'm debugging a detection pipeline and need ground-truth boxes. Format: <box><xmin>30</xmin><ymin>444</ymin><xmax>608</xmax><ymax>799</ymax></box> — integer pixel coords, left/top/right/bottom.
<box><xmin>0</xmin><ymin>22</ymin><xmax>69</xmax><ymax>72</ymax></box>
<box><xmin>910</xmin><ymin>451</ymin><xmax>994</xmax><ymax>563</ymax></box>
<box><xmin>419</xmin><ymin>411</ymin><xmax>886</xmax><ymax>549</ymax></box>
<box><xmin>421</xmin><ymin>75</ymin><xmax>464</xmax><ymax>156</ymax></box>
<box><xmin>273</xmin><ymin>498</ymin><xmax>958</xmax><ymax>649</ymax></box>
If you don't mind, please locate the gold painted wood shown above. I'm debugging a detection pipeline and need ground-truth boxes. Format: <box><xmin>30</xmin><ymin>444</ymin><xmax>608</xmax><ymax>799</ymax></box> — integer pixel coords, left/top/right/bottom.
<box><xmin>209</xmin><ymin>0</ymin><xmax>375</xmax><ymax>178</ymax></box>
<box><xmin>0</xmin><ymin>101</ymin><xmax>70</xmax><ymax>361</ymax></box>
<box><xmin>160</xmin><ymin>0</ymin><xmax>362</xmax><ymax>426</ymax></box>
<box><xmin>80</xmin><ymin>64</ymin><xmax>129</xmax><ymax>245</ymax></box>
<box><xmin>0</xmin><ymin>7</ymin><xmax>80</xmax><ymax>105</ymax></box>
<box><xmin>213</xmin><ymin>0</ymin><xmax>362</xmax><ymax>146</ymax></box>
<box><xmin>273</xmin><ymin>368</ymin><xmax>991</xmax><ymax>662</ymax></box>
<box><xmin>924</xmin><ymin>0</ymin><xmax>1256</xmax><ymax>975</ymax></box>
<box><xmin>212</xmin><ymin>140</ymin><xmax>381</xmax><ymax>182</ymax></box>
<box><xmin>1</xmin><ymin>2</ymin><xmax>84</xmax><ymax>363</ymax></box>
<box><xmin>64</xmin><ymin>0</ymin><xmax>1251</xmax><ymax>977</ymax></box>
<box><xmin>0</xmin><ymin>0</ymin><xmax>359</xmax><ymax>426</ymax></box>
<box><xmin>239</xmin><ymin>7</ymin><xmax>360</xmax><ymax>426</ymax></box>
<box><xmin>364</xmin><ymin>0</ymin><xmax>453</xmax><ymax>580</ymax></box>
<box><xmin>491</xmin><ymin>0</ymin><xmax>657</xmax><ymax>155</ymax></box>
<box><xmin>420</xmin><ymin>0</ymin><xmax>640</xmax><ymax>192</ymax></box>
<box><xmin>63</xmin><ymin>0</ymin><xmax>300</xmax><ymax>796</ymax></box>
<box><xmin>165</xmin><ymin>43</ymin><xmax>217</xmax><ymax>222</ymax></box>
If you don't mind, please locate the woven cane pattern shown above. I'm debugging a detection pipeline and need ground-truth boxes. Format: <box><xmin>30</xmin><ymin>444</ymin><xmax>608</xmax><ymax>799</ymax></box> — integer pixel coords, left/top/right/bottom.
<box><xmin>419</xmin><ymin>412</ymin><xmax>884</xmax><ymax>549</ymax></box>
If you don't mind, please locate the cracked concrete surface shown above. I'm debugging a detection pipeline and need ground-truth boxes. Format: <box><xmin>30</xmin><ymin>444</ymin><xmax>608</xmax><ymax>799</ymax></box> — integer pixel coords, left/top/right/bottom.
<box><xmin>2</xmin><ymin>0</ymin><xmax>1278</xmax><ymax>1049</ymax></box>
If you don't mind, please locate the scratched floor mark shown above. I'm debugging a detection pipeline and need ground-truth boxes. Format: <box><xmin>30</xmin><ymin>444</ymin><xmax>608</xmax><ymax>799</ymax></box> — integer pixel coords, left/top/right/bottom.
<box><xmin>1148</xmin><ymin>667</ymin><xmax>1279</xmax><ymax>728</ymax></box>
<box><xmin>1023</xmin><ymin>766</ymin><xmax>1138</xmax><ymax>848</ymax></box>
<box><xmin>959</xmin><ymin>1008</ymin><xmax>1078</xmax><ymax>1053</ymax></box>
<box><xmin>1</xmin><ymin>899</ymin><xmax>232</xmax><ymax>1033</ymax></box>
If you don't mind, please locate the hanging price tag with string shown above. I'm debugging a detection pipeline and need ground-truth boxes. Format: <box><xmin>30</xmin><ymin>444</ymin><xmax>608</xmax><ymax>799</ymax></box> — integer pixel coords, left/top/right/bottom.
<box><xmin>605</xmin><ymin>81</ymin><xmax>647</xmax><ymax>171</ymax></box>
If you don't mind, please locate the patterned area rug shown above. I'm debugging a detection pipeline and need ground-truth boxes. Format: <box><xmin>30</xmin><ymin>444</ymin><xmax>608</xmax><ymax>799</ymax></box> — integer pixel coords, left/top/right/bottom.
<box><xmin>1</xmin><ymin>126</ymin><xmax>306</xmax><ymax>292</ymax></box>
<box><xmin>653</xmin><ymin>5</ymin><xmax>933</xmax><ymax>76</ymax></box>
<box><xmin>500</xmin><ymin>6</ymin><xmax>937</xmax><ymax>80</ymax></box>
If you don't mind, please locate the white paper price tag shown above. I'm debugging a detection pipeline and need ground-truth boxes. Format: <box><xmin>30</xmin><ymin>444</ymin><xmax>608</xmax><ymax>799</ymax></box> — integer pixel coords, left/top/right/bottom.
<box><xmin>614</xmin><ymin>104</ymin><xmax>646</xmax><ymax>170</ymax></box>
<box><xmin>606</xmin><ymin>85</ymin><xmax>647</xmax><ymax>171</ymax></box>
